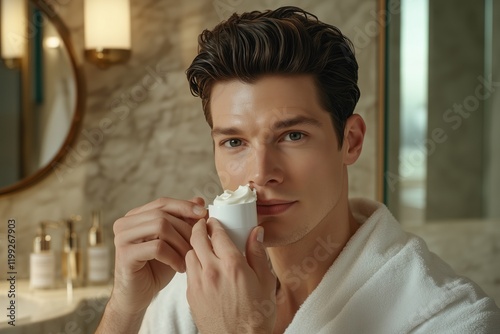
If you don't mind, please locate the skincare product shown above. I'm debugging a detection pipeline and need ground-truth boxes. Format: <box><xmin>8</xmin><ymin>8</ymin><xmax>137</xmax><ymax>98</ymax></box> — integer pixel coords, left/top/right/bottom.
<box><xmin>62</xmin><ymin>216</ymin><xmax>82</xmax><ymax>287</ymax></box>
<box><xmin>30</xmin><ymin>222</ymin><xmax>56</xmax><ymax>289</ymax></box>
<box><xmin>208</xmin><ymin>184</ymin><xmax>258</xmax><ymax>253</ymax></box>
<box><xmin>87</xmin><ymin>210</ymin><xmax>110</xmax><ymax>284</ymax></box>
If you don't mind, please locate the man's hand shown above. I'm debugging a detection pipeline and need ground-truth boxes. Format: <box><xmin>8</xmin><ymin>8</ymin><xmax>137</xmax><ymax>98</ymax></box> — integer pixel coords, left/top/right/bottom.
<box><xmin>96</xmin><ymin>197</ymin><xmax>207</xmax><ymax>334</ymax></box>
<box><xmin>186</xmin><ymin>218</ymin><xmax>277</xmax><ymax>334</ymax></box>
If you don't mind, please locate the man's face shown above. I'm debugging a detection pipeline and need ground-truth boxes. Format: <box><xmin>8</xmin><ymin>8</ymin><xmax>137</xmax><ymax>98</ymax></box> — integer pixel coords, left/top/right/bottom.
<box><xmin>210</xmin><ymin>75</ymin><xmax>349</xmax><ymax>247</ymax></box>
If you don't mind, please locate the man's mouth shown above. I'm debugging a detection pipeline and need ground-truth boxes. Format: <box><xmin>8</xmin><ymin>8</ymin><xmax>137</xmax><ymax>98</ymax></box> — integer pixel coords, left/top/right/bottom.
<box><xmin>256</xmin><ymin>200</ymin><xmax>296</xmax><ymax>215</ymax></box>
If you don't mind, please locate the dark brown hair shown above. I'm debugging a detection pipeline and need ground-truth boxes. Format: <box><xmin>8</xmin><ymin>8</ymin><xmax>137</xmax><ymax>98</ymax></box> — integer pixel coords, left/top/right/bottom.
<box><xmin>186</xmin><ymin>6</ymin><xmax>360</xmax><ymax>147</ymax></box>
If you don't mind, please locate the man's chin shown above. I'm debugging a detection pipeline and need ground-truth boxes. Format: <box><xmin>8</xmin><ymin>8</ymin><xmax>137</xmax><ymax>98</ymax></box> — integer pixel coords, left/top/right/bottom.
<box><xmin>259</xmin><ymin>227</ymin><xmax>307</xmax><ymax>248</ymax></box>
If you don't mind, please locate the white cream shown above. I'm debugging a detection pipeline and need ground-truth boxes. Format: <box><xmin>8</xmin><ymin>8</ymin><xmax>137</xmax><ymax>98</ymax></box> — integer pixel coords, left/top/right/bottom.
<box><xmin>209</xmin><ymin>184</ymin><xmax>258</xmax><ymax>253</ymax></box>
<box><xmin>212</xmin><ymin>184</ymin><xmax>257</xmax><ymax>205</ymax></box>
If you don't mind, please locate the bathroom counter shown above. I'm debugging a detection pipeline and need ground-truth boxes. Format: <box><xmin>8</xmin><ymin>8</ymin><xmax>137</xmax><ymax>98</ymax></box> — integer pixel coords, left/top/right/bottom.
<box><xmin>0</xmin><ymin>279</ymin><xmax>112</xmax><ymax>333</ymax></box>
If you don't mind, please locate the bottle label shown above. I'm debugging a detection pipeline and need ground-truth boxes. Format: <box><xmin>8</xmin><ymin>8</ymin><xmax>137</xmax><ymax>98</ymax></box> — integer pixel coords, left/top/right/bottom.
<box><xmin>30</xmin><ymin>252</ymin><xmax>55</xmax><ymax>288</ymax></box>
<box><xmin>87</xmin><ymin>246</ymin><xmax>110</xmax><ymax>283</ymax></box>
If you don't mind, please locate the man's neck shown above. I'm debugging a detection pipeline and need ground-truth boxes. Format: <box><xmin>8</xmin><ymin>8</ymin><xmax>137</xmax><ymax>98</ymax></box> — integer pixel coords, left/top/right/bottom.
<box><xmin>267</xmin><ymin>202</ymin><xmax>360</xmax><ymax>311</ymax></box>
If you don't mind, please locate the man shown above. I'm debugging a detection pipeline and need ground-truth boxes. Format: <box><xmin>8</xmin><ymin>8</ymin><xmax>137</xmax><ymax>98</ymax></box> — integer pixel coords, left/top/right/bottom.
<box><xmin>96</xmin><ymin>6</ymin><xmax>500</xmax><ymax>333</ymax></box>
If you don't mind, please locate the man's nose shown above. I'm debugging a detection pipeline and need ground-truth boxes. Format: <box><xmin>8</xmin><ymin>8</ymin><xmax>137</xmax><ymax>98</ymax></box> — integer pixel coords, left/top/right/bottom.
<box><xmin>247</xmin><ymin>145</ymin><xmax>284</xmax><ymax>186</ymax></box>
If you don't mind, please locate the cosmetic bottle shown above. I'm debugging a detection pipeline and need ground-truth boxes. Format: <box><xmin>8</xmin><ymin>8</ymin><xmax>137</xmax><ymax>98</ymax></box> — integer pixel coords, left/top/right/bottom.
<box><xmin>62</xmin><ymin>216</ymin><xmax>82</xmax><ymax>287</ymax></box>
<box><xmin>87</xmin><ymin>211</ymin><xmax>110</xmax><ymax>284</ymax></box>
<box><xmin>30</xmin><ymin>222</ymin><xmax>56</xmax><ymax>289</ymax></box>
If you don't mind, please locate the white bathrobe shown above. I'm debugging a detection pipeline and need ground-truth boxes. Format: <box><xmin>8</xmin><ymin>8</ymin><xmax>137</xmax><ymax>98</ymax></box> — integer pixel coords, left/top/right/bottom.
<box><xmin>139</xmin><ymin>198</ymin><xmax>500</xmax><ymax>333</ymax></box>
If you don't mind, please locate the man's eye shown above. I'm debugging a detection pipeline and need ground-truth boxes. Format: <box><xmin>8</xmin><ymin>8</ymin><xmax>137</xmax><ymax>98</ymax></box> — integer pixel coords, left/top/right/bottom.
<box><xmin>284</xmin><ymin>132</ymin><xmax>304</xmax><ymax>141</ymax></box>
<box><xmin>223</xmin><ymin>139</ymin><xmax>242</xmax><ymax>147</ymax></box>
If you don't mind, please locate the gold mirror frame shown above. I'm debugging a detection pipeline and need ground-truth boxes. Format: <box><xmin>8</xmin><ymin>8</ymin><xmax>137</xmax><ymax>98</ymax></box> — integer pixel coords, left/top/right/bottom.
<box><xmin>0</xmin><ymin>0</ymin><xmax>85</xmax><ymax>196</ymax></box>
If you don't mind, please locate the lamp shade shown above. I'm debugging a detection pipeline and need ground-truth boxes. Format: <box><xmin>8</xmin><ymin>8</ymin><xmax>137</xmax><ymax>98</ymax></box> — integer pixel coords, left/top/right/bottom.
<box><xmin>1</xmin><ymin>0</ymin><xmax>26</xmax><ymax>60</ymax></box>
<box><xmin>84</xmin><ymin>0</ymin><xmax>131</xmax><ymax>50</ymax></box>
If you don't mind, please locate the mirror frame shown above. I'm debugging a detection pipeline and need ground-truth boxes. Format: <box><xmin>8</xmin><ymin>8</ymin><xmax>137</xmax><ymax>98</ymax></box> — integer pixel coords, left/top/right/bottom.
<box><xmin>0</xmin><ymin>0</ymin><xmax>85</xmax><ymax>195</ymax></box>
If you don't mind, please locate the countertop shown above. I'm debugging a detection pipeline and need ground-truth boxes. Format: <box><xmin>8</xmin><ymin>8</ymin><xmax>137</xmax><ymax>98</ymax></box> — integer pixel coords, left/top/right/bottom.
<box><xmin>0</xmin><ymin>279</ymin><xmax>112</xmax><ymax>333</ymax></box>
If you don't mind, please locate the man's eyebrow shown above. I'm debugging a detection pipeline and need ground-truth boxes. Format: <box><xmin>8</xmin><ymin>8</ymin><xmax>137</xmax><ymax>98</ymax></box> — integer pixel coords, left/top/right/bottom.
<box><xmin>272</xmin><ymin>115</ymin><xmax>322</xmax><ymax>130</ymax></box>
<box><xmin>211</xmin><ymin>115</ymin><xmax>322</xmax><ymax>137</ymax></box>
<box><xmin>211</xmin><ymin>126</ymin><xmax>242</xmax><ymax>137</ymax></box>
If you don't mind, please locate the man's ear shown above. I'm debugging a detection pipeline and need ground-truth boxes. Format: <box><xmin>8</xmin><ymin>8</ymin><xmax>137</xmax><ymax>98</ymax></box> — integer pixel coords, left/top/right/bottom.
<box><xmin>343</xmin><ymin>114</ymin><xmax>366</xmax><ymax>165</ymax></box>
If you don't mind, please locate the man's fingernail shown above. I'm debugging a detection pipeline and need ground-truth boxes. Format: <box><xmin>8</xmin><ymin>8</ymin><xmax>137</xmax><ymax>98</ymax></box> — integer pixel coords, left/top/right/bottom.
<box><xmin>257</xmin><ymin>228</ymin><xmax>264</xmax><ymax>243</ymax></box>
<box><xmin>193</xmin><ymin>205</ymin><xmax>205</xmax><ymax>215</ymax></box>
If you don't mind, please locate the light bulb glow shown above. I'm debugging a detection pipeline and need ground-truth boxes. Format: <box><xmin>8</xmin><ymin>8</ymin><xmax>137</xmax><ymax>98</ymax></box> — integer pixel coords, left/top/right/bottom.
<box><xmin>1</xmin><ymin>0</ymin><xmax>26</xmax><ymax>59</ymax></box>
<box><xmin>84</xmin><ymin>0</ymin><xmax>131</xmax><ymax>50</ymax></box>
<box><xmin>45</xmin><ymin>36</ymin><xmax>61</xmax><ymax>49</ymax></box>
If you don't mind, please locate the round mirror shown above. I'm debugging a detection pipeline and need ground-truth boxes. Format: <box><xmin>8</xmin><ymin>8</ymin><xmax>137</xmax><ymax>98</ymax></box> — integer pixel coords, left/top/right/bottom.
<box><xmin>0</xmin><ymin>0</ymin><xmax>84</xmax><ymax>195</ymax></box>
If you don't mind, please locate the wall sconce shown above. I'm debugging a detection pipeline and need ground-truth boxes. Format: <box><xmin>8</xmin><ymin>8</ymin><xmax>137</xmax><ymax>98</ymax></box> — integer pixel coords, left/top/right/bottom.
<box><xmin>0</xmin><ymin>0</ymin><xmax>27</xmax><ymax>69</ymax></box>
<box><xmin>84</xmin><ymin>0</ymin><xmax>131</xmax><ymax>69</ymax></box>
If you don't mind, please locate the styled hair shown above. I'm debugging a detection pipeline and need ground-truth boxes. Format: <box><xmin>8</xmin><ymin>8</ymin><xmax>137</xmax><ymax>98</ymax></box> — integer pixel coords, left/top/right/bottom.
<box><xmin>186</xmin><ymin>6</ymin><xmax>360</xmax><ymax>147</ymax></box>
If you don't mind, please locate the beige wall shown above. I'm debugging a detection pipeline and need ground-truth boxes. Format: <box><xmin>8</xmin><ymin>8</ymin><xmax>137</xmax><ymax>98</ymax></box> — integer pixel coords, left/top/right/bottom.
<box><xmin>0</xmin><ymin>0</ymin><xmax>382</xmax><ymax>279</ymax></box>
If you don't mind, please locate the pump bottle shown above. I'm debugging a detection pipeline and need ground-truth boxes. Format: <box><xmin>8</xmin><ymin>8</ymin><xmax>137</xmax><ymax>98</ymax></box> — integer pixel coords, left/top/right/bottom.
<box><xmin>30</xmin><ymin>222</ymin><xmax>56</xmax><ymax>289</ymax></box>
<box><xmin>87</xmin><ymin>211</ymin><xmax>110</xmax><ymax>284</ymax></box>
<box><xmin>62</xmin><ymin>216</ymin><xmax>82</xmax><ymax>287</ymax></box>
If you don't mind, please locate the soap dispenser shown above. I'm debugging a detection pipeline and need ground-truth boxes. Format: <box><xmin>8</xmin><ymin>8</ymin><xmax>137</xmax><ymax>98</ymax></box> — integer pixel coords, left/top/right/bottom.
<box><xmin>62</xmin><ymin>216</ymin><xmax>82</xmax><ymax>287</ymax></box>
<box><xmin>30</xmin><ymin>222</ymin><xmax>56</xmax><ymax>289</ymax></box>
<box><xmin>87</xmin><ymin>210</ymin><xmax>110</xmax><ymax>284</ymax></box>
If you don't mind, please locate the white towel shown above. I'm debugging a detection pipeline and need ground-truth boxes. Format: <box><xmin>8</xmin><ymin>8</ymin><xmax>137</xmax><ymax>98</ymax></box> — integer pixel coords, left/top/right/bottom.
<box><xmin>140</xmin><ymin>198</ymin><xmax>500</xmax><ymax>333</ymax></box>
